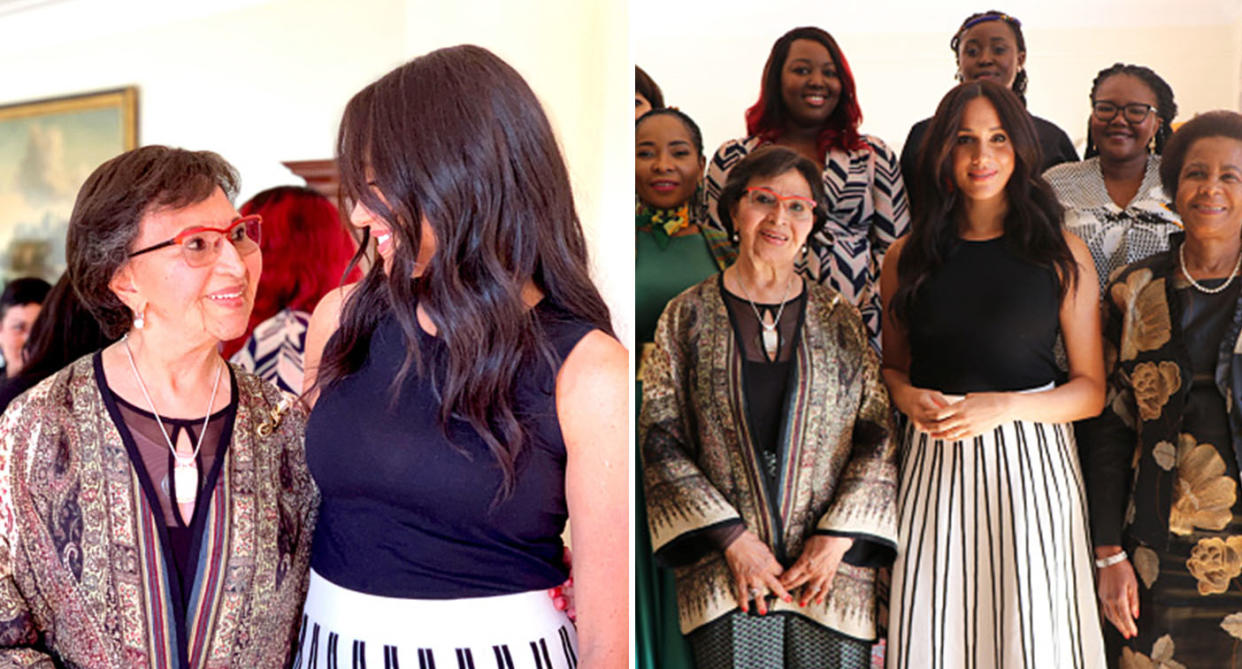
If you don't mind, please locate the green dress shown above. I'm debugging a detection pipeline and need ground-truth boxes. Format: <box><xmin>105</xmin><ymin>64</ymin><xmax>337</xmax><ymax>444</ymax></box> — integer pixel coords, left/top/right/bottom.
<box><xmin>636</xmin><ymin>202</ymin><xmax>733</xmax><ymax>669</ymax></box>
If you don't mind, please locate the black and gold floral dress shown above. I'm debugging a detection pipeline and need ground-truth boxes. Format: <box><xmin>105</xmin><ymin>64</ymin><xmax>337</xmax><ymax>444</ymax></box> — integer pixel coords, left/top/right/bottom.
<box><xmin>1080</xmin><ymin>233</ymin><xmax>1242</xmax><ymax>668</ymax></box>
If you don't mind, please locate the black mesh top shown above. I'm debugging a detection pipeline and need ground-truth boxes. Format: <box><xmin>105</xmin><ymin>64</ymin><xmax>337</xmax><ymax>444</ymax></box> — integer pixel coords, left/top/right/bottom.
<box><xmin>95</xmin><ymin>352</ymin><xmax>236</xmax><ymax>616</ymax></box>
<box><xmin>908</xmin><ymin>236</ymin><xmax>1061</xmax><ymax>394</ymax></box>
<box><xmin>305</xmin><ymin>299</ymin><xmax>597</xmax><ymax>598</ymax></box>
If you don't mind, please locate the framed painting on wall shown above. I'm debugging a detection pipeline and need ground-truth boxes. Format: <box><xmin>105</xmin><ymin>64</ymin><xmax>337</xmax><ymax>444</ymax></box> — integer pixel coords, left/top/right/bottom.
<box><xmin>0</xmin><ymin>87</ymin><xmax>138</xmax><ymax>283</ymax></box>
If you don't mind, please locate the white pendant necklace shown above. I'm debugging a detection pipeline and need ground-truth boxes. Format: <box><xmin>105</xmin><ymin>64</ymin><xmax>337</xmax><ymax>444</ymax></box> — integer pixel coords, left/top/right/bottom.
<box><xmin>736</xmin><ymin>271</ymin><xmax>795</xmax><ymax>361</ymax></box>
<box><xmin>1179</xmin><ymin>243</ymin><xmax>1242</xmax><ymax>295</ymax></box>
<box><xmin>122</xmin><ymin>335</ymin><xmax>223</xmax><ymax>506</ymax></box>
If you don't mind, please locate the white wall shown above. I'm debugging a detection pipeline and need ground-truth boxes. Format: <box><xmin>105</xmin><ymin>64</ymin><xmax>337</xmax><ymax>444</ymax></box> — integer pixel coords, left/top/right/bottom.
<box><xmin>635</xmin><ymin>0</ymin><xmax>1242</xmax><ymax>161</ymax></box>
<box><xmin>0</xmin><ymin>0</ymin><xmax>633</xmax><ymax>341</ymax></box>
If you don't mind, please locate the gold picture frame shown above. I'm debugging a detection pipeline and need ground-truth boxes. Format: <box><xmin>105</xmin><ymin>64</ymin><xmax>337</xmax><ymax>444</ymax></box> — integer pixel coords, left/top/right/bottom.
<box><xmin>0</xmin><ymin>87</ymin><xmax>138</xmax><ymax>282</ymax></box>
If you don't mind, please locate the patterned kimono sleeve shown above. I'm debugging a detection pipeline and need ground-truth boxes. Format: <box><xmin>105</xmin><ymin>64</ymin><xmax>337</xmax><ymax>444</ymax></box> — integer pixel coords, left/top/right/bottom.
<box><xmin>865</xmin><ymin>137</ymin><xmax>910</xmax><ymax>289</ymax></box>
<box><xmin>0</xmin><ymin>406</ymin><xmax>55</xmax><ymax>668</ymax></box>
<box><xmin>814</xmin><ymin>315</ymin><xmax>899</xmax><ymax>566</ymax></box>
<box><xmin>1075</xmin><ymin>274</ymin><xmax>1138</xmax><ymax>548</ymax></box>
<box><xmin>640</xmin><ymin>296</ymin><xmax>743</xmax><ymax>568</ymax></box>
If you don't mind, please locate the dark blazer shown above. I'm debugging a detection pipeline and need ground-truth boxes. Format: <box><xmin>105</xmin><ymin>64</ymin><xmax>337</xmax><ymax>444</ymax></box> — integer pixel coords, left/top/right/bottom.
<box><xmin>1078</xmin><ymin>233</ymin><xmax>1242</xmax><ymax>549</ymax></box>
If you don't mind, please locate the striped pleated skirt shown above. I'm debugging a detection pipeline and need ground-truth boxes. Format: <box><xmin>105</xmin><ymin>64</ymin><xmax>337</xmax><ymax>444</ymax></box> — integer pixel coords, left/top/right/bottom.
<box><xmin>886</xmin><ymin>418</ymin><xmax>1105</xmax><ymax>669</ymax></box>
<box><xmin>292</xmin><ymin>569</ymin><xmax>580</xmax><ymax>669</ymax></box>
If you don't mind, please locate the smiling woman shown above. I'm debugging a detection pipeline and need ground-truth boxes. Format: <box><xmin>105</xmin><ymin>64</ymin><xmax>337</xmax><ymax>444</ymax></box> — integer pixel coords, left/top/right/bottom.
<box><xmin>1078</xmin><ymin>111</ymin><xmax>1242</xmax><ymax>668</ymax></box>
<box><xmin>634</xmin><ymin>106</ymin><xmax>735</xmax><ymax>669</ymax></box>
<box><xmin>1045</xmin><ymin>63</ymin><xmax>1182</xmax><ymax>296</ymax></box>
<box><xmin>899</xmin><ymin>10</ymin><xmax>1079</xmax><ymax>196</ymax></box>
<box><xmin>297</xmin><ymin>45</ymin><xmax>627</xmax><ymax>669</ymax></box>
<box><xmin>882</xmin><ymin>81</ymin><xmax>1105</xmax><ymax>668</ymax></box>
<box><xmin>703</xmin><ymin>26</ymin><xmax>909</xmax><ymax>352</ymax></box>
<box><xmin>0</xmin><ymin>145</ymin><xmax>317</xmax><ymax>667</ymax></box>
<box><xmin>643</xmin><ymin>145</ymin><xmax>898</xmax><ymax>669</ymax></box>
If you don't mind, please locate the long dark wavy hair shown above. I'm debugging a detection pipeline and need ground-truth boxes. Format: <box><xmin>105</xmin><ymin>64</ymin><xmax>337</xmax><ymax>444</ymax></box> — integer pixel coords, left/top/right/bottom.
<box><xmin>320</xmin><ymin>45</ymin><xmax>614</xmax><ymax>501</ymax></box>
<box><xmin>745</xmin><ymin>26</ymin><xmax>866</xmax><ymax>155</ymax></box>
<box><xmin>893</xmin><ymin>80</ymin><xmax>1075</xmax><ymax>326</ymax></box>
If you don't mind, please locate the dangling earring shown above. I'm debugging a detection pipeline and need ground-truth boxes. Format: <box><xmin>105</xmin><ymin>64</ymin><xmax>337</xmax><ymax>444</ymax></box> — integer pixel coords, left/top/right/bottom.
<box><xmin>801</xmin><ymin>244</ymin><xmax>809</xmax><ymax>257</ymax></box>
<box><xmin>731</xmin><ymin>230</ymin><xmax>740</xmax><ymax>244</ymax></box>
<box><xmin>133</xmin><ymin>305</ymin><xmax>145</xmax><ymax>330</ymax></box>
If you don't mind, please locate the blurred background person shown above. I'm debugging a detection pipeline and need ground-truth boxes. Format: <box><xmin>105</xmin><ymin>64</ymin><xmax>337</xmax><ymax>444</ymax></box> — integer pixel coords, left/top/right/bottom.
<box><xmin>1080</xmin><ymin>110</ymin><xmax>1242</xmax><ymax>668</ymax></box>
<box><xmin>705</xmin><ymin>26</ymin><xmax>909</xmax><ymax>351</ymax></box>
<box><xmin>0</xmin><ymin>275</ymin><xmax>112</xmax><ymax>414</ymax></box>
<box><xmin>900</xmin><ymin>10</ymin><xmax>1078</xmax><ymax>193</ymax></box>
<box><xmin>226</xmin><ymin>185</ymin><xmax>359</xmax><ymax>393</ymax></box>
<box><xmin>636</xmin><ymin>65</ymin><xmax>665</xmax><ymax>118</ymax></box>
<box><xmin>1045</xmin><ymin>63</ymin><xmax>1181</xmax><ymax>295</ymax></box>
<box><xmin>0</xmin><ymin>277</ymin><xmax>51</xmax><ymax>379</ymax></box>
<box><xmin>635</xmin><ymin>106</ymin><xmax>734</xmax><ymax>669</ymax></box>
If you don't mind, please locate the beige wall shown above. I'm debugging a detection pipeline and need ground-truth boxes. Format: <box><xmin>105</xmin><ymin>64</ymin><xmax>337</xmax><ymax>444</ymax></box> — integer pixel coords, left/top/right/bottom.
<box><xmin>636</xmin><ymin>1</ymin><xmax>1242</xmax><ymax>163</ymax></box>
<box><xmin>0</xmin><ymin>0</ymin><xmax>633</xmax><ymax>341</ymax></box>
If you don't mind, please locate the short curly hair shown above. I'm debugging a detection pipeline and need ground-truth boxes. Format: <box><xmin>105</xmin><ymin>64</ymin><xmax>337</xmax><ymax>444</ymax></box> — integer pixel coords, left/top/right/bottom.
<box><xmin>66</xmin><ymin>145</ymin><xmax>239</xmax><ymax>337</ymax></box>
<box><xmin>1159</xmin><ymin>110</ymin><xmax>1242</xmax><ymax>207</ymax></box>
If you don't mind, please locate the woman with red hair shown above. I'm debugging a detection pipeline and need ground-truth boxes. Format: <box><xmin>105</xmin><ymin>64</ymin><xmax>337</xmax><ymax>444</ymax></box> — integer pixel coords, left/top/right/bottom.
<box><xmin>227</xmin><ymin>186</ymin><xmax>358</xmax><ymax>392</ymax></box>
<box><xmin>704</xmin><ymin>26</ymin><xmax>909</xmax><ymax>352</ymax></box>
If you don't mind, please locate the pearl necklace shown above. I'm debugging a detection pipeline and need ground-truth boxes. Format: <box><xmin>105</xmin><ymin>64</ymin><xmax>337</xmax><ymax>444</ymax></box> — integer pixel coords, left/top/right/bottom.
<box><xmin>735</xmin><ymin>272</ymin><xmax>795</xmax><ymax>361</ymax></box>
<box><xmin>1179</xmin><ymin>243</ymin><xmax>1242</xmax><ymax>295</ymax></box>
<box><xmin>122</xmin><ymin>336</ymin><xmax>223</xmax><ymax>505</ymax></box>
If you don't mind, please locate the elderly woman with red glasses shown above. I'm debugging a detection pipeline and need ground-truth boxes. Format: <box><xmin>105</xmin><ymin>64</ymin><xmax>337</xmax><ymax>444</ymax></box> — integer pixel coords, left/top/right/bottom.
<box><xmin>643</xmin><ymin>145</ymin><xmax>897</xmax><ymax>669</ymax></box>
<box><xmin>0</xmin><ymin>145</ymin><xmax>316</xmax><ymax>667</ymax></box>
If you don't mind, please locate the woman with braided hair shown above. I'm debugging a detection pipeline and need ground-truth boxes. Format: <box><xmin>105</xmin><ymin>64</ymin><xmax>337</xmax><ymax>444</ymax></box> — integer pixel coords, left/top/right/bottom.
<box><xmin>900</xmin><ymin>10</ymin><xmax>1078</xmax><ymax>195</ymax></box>
<box><xmin>1045</xmin><ymin>63</ymin><xmax>1182</xmax><ymax>295</ymax></box>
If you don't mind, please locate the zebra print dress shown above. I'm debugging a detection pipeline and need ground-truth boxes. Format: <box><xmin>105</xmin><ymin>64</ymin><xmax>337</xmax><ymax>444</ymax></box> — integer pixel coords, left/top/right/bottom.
<box><xmin>231</xmin><ymin>307</ymin><xmax>309</xmax><ymax>394</ymax></box>
<box><xmin>704</xmin><ymin>134</ymin><xmax>910</xmax><ymax>351</ymax></box>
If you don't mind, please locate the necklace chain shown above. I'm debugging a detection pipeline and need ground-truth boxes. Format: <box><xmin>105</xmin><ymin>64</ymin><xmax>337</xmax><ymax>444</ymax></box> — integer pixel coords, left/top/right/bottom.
<box><xmin>1179</xmin><ymin>243</ymin><xmax>1242</xmax><ymax>295</ymax></box>
<box><xmin>121</xmin><ymin>335</ymin><xmax>223</xmax><ymax>468</ymax></box>
<box><xmin>735</xmin><ymin>271</ymin><xmax>795</xmax><ymax>359</ymax></box>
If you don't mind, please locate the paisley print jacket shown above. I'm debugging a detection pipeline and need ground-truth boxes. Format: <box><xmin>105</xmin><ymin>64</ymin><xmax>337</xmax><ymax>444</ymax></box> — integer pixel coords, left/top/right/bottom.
<box><xmin>641</xmin><ymin>276</ymin><xmax>897</xmax><ymax>639</ymax></box>
<box><xmin>1079</xmin><ymin>233</ymin><xmax>1242</xmax><ymax>550</ymax></box>
<box><xmin>0</xmin><ymin>354</ymin><xmax>317</xmax><ymax>668</ymax></box>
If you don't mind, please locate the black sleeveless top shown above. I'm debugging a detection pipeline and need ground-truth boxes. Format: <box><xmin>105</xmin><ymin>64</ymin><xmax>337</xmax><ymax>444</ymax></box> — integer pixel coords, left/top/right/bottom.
<box><xmin>306</xmin><ymin>300</ymin><xmax>596</xmax><ymax>598</ymax></box>
<box><xmin>908</xmin><ymin>236</ymin><xmax>1061</xmax><ymax>394</ymax></box>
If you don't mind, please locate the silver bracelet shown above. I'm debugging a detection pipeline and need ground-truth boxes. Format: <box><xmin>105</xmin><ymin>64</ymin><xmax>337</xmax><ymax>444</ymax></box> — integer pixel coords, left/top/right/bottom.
<box><xmin>1095</xmin><ymin>550</ymin><xmax>1128</xmax><ymax>569</ymax></box>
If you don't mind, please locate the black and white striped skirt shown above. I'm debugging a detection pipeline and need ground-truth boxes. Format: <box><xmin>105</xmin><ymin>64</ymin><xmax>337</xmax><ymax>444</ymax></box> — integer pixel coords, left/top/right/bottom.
<box><xmin>292</xmin><ymin>569</ymin><xmax>579</xmax><ymax>669</ymax></box>
<box><xmin>886</xmin><ymin>417</ymin><xmax>1105</xmax><ymax>668</ymax></box>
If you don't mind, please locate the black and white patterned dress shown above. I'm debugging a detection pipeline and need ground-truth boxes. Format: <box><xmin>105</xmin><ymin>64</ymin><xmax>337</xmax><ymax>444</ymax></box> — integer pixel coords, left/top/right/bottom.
<box><xmin>231</xmin><ymin>308</ymin><xmax>309</xmax><ymax>394</ymax></box>
<box><xmin>704</xmin><ymin>135</ymin><xmax>909</xmax><ymax>352</ymax></box>
<box><xmin>886</xmin><ymin>236</ymin><xmax>1106</xmax><ymax>669</ymax></box>
<box><xmin>1044</xmin><ymin>155</ymin><xmax>1181</xmax><ymax>295</ymax></box>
